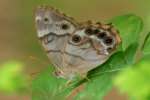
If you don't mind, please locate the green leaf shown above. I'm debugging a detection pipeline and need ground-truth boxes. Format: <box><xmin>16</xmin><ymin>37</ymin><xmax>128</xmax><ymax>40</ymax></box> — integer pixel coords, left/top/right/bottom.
<box><xmin>74</xmin><ymin>74</ymin><xmax>112</xmax><ymax>100</ymax></box>
<box><xmin>114</xmin><ymin>57</ymin><xmax>150</xmax><ymax>100</ymax></box>
<box><xmin>110</xmin><ymin>14</ymin><xmax>143</xmax><ymax>50</ymax></box>
<box><xmin>0</xmin><ymin>61</ymin><xmax>27</xmax><ymax>93</ymax></box>
<box><xmin>143</xmin><ymin>32</ymin><xmax>150</xmax><ymax>56</ymax></box>
<box><xmin>124</xmin><ymin>43</ymin><xmax>139</xmax><ymax>65</ymax></box>
<box><xmin>32</xmin><ymin>67</ymin><xmax>67</xmax><ymax>100</ymax></box>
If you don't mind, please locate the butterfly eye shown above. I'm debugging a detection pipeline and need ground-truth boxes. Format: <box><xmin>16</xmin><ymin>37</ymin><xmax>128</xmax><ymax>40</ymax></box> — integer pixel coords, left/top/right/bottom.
<box><xmin>103</xmin><ymin>36</ymin><xmax>113</xmax><ymax>45</ymax></box>
<box><xmin>71</xmin><ymin>35</ymin><xmax>81</xmax><ymax>43</ymax></box>
<box><xmin>61</xmin><ymin>23</ymin><xmax>69</xmax><ymax>30</ymax></box>
<box><xmin>85</xmin><ymin>28</ymin><xmax>93</xmax><ymax>35</ymax></box>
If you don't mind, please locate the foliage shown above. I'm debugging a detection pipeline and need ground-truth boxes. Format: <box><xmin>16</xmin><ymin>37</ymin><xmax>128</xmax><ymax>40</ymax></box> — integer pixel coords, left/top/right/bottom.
<box><xmin>109</xmin><ymin>14</ymin><xmax>143</xmax><ymax>50</ymax></box>
<box><xmin>114</xmin><ymin>57</ymin><xmax>150</xmax><ymax>100</ymax></box>
<box><xmin>114</xmin><ymin>32</ymin><xmax>150</xmax><ymax>100</ymax></box>
<box><xmin>0</xmin><ymin>61</ymin><xmax>27</xmax><ymax>93</ymax></box>
<box><xmin>143</xmin><ymin>32</ymin><xmax>150</xmax><ymax>56</ymax></box>
<box><xmin>31</xmin><ymin>14</ymin><xmax>145</xmax><ymax>100</ymax></box>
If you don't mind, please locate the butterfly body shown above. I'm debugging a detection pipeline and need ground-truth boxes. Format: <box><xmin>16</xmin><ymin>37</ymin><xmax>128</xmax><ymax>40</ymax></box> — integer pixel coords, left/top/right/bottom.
<box><xmin>35</xmin><ymin>6</ymin><xmax>121</xmax><ymax>80</ymax></box>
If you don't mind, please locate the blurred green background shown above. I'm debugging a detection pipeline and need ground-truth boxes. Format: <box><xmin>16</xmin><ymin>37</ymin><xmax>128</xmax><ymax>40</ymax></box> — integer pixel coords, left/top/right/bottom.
<box><xmin>0</xmin><ymin>0</ymin><xmax>150</xmax><ymax>100</ymax></box>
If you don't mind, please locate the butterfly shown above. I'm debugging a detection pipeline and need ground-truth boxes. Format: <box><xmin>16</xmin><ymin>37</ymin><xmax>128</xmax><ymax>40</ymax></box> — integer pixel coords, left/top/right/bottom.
<box><xmin>35</xmin><ymin>6</ymin><xmax>121</xmax><ymax>80</ymax></box>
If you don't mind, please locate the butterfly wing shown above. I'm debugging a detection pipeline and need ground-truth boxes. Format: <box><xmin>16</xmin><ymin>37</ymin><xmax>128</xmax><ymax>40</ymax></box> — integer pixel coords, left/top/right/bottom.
<box><xmin>63</xmin><ymin>23</ymin><xmax>121</xmax><ymax>79</ymax></box>
<box><xmin>35</xmin><ymin>6</ymin><xmax>121</xmax><ymax>80</ymax></box>
<box><xmin>35</xmin><ymin>6</ymin><xmax>78</xmax><ymax>73</ymax></box>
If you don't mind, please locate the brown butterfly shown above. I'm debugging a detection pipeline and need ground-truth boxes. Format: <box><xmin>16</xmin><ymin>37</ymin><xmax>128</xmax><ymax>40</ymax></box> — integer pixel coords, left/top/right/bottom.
<box><xmin>35</xmin><ymin>6</ymin><xmax>121</xmax><ymax>80</ymax></box>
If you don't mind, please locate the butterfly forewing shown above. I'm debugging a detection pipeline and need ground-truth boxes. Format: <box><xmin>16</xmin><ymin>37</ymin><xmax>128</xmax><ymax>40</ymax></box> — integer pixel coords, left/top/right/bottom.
<box><xmin>35</xmin><ymin>6</ymin><xmax>77</xmax><ymax>74</ymax></box>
